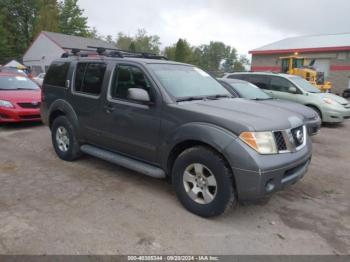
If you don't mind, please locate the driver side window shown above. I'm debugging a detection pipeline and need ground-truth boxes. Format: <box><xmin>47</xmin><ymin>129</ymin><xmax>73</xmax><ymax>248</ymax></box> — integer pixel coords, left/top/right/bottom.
<box><xmin>110</xmin><ymin>65</ymin><xmax>152</xmax><ymax>101</ymax></box>
<box><xmin>270</xmin><ymin>77</ymin><xmax>296</xmax><ymax>93</ymax></box>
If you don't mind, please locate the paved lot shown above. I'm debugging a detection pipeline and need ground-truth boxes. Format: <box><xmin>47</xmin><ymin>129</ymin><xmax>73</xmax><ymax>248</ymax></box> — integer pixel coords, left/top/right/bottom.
<box><xmin>0</xmin><ymin>120</ymin><xmax>349</xmax><ymax>255</ymax></box>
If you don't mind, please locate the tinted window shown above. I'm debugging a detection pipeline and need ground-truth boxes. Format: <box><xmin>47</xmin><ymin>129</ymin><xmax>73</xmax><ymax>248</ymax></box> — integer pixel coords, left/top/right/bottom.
<box><xmin>74</xmin><ymin>63</ymin><xmax>106</xmax><ymax>96</ymax></box>
<box><xmin>45</xmin><ymin>62</ymin><xmax>70</xmax><ymax>87</ymax></box>
<box><xmin>270</xmin><ymin>76</ymin><xmax>295</xmax><ymax>92</ymax></box>
<box><xmin>249</xmin><ymin>75</ymin><xmax>270</xmax><ymax>90</ymax></box>
<box><xmin>111</xmin><ymin>65</ymin><xmax>152</xmax><ymax>100</ymax></box>
<box><xmin>149</xmin><ymin>64</ymin><xmax>230</xmax><ymax>98</ymax></box>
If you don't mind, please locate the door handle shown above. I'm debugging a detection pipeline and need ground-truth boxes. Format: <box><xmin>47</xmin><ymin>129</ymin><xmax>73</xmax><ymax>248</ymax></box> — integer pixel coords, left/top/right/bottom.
<box><xmin>105</xmin><ymin>104</ymin><xmax>115</xmax><ymax>114</ymax></box>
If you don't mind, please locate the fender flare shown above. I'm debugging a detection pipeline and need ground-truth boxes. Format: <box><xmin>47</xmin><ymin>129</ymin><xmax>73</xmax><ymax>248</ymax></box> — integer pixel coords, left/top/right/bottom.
<box><xmin>48</xmin><ymin>99</ymin><xmax>80</xmax><ymax>133</ymax></box>
<box><xmin>159</xmin><ymin>122</ymin><xmax>238</xmax><ymax>172</ymax></box>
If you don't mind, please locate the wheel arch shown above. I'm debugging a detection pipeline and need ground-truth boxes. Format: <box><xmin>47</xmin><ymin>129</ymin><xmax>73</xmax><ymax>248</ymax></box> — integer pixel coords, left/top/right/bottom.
<box><xmin>161</xmin><ymin>123</ymin><xmax>238</xmax><ymax>187</ymax></box>
<box><xmin>305</xmin><ymin>104</ymin><xmax>322</xmax><ymax>120</ymax></box>
<box><xmin>48</xmin><ymin>99</ymin><xmax>79</xmax><ymax>131</ymax></box>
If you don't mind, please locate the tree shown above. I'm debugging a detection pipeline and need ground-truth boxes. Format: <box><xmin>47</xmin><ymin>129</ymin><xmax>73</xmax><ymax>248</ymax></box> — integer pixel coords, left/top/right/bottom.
<box><xmin>174</xmin><ymin>39</ymin><xmax>192</xmax><ymax>63</ymax></box>
<box><xmin>233</xmin><ymin>55</ymin><xmax>250</xmax><ymax>72</ymax></box>
<box><xmin>115</xmin><ymin>33</ymin><xmax>133</xmax><ymax>50</ymax></box>
<box><xmin>0</xmin><ymin>0</ymin><xmax>38</xmax><ymax>63</ymax></box>
<box><xmin>33</xmin><ymin>0</ymin><xmax>59</xmax><ymax>36</ymax></box>
<box><xmin>58</xmin><ymin>0</ymin><xmax>90</xmax><ymax>37</ymax></box>
<box><xmin>115</xmin><ymin>29</ymin><xmax>161</xmax><ymax>54</ymax></box>
<box><xmin>163</xmin><ymin>45</ymin><xmax>176</xmax><ymax>60</ymax></box>
<box><xmin>222</xmin><ymin>47</ymin><xmax>238</xmax><ymax>73</ymax></box>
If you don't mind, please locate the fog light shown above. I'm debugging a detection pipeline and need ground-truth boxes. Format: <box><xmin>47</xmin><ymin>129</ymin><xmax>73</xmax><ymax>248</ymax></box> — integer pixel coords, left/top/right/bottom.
<box><xmin>265</xmin><ymin>179</ymin><xmax>275</xmax><ymax>193</ymax></box>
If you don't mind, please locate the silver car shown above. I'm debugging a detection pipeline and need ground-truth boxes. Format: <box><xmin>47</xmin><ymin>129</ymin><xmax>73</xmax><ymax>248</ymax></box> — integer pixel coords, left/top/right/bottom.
<box><xmin>225</xmin><ymin>72</ymin><xmax>350</xmax><ymax>123</ymax></box>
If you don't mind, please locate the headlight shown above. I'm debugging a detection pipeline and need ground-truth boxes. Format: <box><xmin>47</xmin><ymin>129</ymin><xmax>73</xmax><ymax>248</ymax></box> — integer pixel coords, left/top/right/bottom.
<box><xmin>0</xmin><ymin>100</ymin><xmax>14</xmax><ymax>108</ymax></box>
<box><xmin>239</xmin><ymin>131</ymin><xmax>277</xmax><ymax>154</ymax></box>
<box><xmin>323</xmin><ymin>98</ymin><xmax>336</xmax><ymax>105</ymax></box>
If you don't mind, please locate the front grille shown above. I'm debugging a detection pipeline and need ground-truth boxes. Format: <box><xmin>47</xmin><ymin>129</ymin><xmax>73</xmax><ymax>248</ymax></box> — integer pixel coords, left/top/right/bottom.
<box><xmin>17</xmin><ymin>102</ymin><xmax>41</xmax><ymax>109</ymax></box>
<box><xmin>19</xmin><ymin>115</ymin><xmax>40</xmax><ymax>120</ymax></box>
<box><xmin>291</xmin><ymin>126</ymin><xmax>305</xmax><ymax>147</ymax></box>
<box><xmin>274</xmin><ymin>131</ymin><xmax>287</xmax><ymax>151</ymax></box>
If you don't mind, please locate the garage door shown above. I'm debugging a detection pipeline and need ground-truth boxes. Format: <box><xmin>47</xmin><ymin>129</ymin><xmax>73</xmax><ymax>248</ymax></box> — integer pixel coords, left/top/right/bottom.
<box><xmin>312</xmin><ymin>59</ymin><xmax>330</xmax><ymax>78</ymax></box>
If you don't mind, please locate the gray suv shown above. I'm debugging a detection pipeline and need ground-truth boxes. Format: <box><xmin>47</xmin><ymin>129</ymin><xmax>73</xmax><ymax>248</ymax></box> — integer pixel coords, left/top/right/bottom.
<box><xmin>41</xmin><ymin>49</ymin><xmax>312</xmax><ymax>217</ymax></box>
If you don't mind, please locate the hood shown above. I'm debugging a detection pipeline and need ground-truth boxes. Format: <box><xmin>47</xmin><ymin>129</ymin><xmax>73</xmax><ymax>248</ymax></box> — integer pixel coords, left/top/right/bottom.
<box><xmin>258</xmin><ymin>99</ymin><xmax>317</xmax><ymax>119</ymax></box>
<box><xmin>0</xmin><ymin>89</ymin><xmax>41</xmax><ymax>103</ymax></box>
<box><xmin>177</xmin><ymin>98</ymin><xmax>304</xmax><ymax>134</ymax></box>
<box><xmin>312</xmin><ymin>92</ymin><xmax>349</xmax><ymax>105</ymax></box>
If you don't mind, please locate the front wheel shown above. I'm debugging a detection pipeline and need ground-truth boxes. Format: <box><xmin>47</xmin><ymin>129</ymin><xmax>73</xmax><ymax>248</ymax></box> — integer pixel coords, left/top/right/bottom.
<box><xmin>173</xmin><ymin>146</ymin><xmax>235</xmax><ymax>217</ymax></box>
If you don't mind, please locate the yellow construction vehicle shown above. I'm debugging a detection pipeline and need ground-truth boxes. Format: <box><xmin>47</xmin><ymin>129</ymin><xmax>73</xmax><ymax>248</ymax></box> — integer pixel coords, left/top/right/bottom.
<box><xmin>280</xmin><ymin>55</ymin><xmax>331</xmax><ymax>92</ymax></box>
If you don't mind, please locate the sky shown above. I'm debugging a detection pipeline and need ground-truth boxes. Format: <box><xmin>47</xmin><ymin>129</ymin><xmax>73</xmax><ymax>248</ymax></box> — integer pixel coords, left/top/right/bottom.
<box><xmin>78</xmin><ymin>0</ymin><xmax>350</xmax><ymax>56</ymax></box>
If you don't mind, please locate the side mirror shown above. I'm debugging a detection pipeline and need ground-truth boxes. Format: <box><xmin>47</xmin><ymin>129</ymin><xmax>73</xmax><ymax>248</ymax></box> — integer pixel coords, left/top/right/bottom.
<box><xmin>288</xmin><ymin>87</ymin><xmax>297</xmax><ymax>94</ymax></box>
<box><xmin>127</xmin><ymin>88</ymin><xmax>151</xmax><ymax>104</ymax></box>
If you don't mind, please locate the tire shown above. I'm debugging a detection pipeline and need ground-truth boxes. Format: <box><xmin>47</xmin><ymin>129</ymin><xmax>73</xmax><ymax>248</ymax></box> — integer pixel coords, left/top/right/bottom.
<box><xmin>51</xmin><ymin>116</ymin><xmax>81</xmax><ymax>161</ymax></box>
<box><xmin>172</xmin><ymin>146</ymin><xmax>235</xmax><ymax>217</ymax></box>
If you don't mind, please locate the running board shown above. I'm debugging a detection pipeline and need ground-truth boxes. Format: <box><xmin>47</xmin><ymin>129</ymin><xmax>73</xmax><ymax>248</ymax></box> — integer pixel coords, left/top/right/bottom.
<box><xmin>80</xmin><ymin>145</ymin><xmax>165</xmax><ymax>179</ymax></box>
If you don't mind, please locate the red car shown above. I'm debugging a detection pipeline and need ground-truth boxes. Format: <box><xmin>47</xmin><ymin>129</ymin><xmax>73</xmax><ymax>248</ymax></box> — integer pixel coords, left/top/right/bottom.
<box><xmin>0</xmin><ymin>73</ymin><xmax>41</xmax><ymax>123</ymax></box>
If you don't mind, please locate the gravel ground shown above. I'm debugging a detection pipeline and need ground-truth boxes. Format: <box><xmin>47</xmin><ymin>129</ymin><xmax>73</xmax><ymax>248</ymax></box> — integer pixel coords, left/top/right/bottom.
<box><xmin>0</xmin><ymin>120</ymin><xmax>349</xmax><ymax>255</ymax></box>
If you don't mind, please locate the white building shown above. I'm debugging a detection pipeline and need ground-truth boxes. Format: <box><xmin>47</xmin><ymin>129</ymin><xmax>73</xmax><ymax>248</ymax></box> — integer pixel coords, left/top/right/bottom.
<box><xmin>23</xmin><ymin>31</ymin><xmax>115</xmax><ymax>75</ymax></box>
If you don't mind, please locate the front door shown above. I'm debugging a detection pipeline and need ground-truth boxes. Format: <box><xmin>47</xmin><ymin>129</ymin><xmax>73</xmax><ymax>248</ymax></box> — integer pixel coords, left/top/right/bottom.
<box><xmin>269</xmin><ymin>76</ymin><xmax>302</xmax><ymax>102</ymax></box>
<box><xmin>99</xmin><ymin>63</ymin><xmax>161</xmax><ymax>164</ymax></box>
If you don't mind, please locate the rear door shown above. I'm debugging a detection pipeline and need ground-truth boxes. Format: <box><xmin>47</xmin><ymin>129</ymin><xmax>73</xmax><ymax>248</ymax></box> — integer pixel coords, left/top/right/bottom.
<box><xmin>68</xmin><ymin>61</ymin><xmax>108</xmax><ymax>144</ymax></box>
<box><xmin>246</xmin><ymin>75</ymin><xmax>272</xmax><ymax>95</ymax></box>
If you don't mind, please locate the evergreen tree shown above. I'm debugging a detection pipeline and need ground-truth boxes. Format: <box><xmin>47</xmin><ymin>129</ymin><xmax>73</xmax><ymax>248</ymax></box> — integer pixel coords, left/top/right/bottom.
<box><xmin>58</xmin><ymin>0</ymin><xmax>90</xmax><ymax>37</ymax></box>
<box><xmin>174</xmin><ymin>39</ymin><xmax>192</xmax><ymax>63</ymax></box>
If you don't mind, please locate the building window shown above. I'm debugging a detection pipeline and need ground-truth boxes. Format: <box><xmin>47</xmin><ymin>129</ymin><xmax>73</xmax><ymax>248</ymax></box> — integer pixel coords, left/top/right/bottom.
<box><xmin>337</xmin><ymin>52</ymin><xmax>347</xmax><ymax>60</ymax></box>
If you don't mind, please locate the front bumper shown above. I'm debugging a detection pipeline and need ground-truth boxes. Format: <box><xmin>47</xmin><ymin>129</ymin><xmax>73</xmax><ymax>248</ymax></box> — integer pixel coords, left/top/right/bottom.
<box><xmin>223</xmin><ymin>137</ymin><xmax>312</xmax><ymax>201</ymax></box>
<box><xmin>0</xmin><ymin>107</ymin><xmax>41</xmax><ymax>123</ymax></box>
<box><xmin>322</xmin><ymin>106</ymin><xmax>350</xmax><ymax>123</ymax></box>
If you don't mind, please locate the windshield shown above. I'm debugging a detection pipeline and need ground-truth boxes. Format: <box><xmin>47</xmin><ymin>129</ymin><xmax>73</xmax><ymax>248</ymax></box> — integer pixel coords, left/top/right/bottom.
<box><xmin>148</xmin><ymin>64</ymin><xmax>230</xmax><ymax>99</ymax></box>
<box><xmin>291</xmin><ymin>77</ymin><xmax>321</xmax><ymax>93</ymax></box>
<box><xmin>0</xmin><ymin>76</ymin><xmax>39</xmax><ymax>90</ymax></box>
<box><xmin>230</xmin><ymin>82</ymin><xmax>271</xmax><ymax>100</ymax></box>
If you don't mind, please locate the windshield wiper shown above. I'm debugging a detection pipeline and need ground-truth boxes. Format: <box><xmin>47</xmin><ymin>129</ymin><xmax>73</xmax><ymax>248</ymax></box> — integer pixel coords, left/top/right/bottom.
<box><xmin>176</xmin><ymin>96</ymin><xmax>205</xmax><ymax>102</ymax></box>
<box><xmin>206</xmin><ymin>94</ymin><xmax>232</xmax><ymax>100</ymax></box>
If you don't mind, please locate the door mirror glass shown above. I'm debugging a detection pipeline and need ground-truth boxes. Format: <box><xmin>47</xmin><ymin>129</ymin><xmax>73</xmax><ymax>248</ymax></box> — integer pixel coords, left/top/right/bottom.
<box><xmin>127</xmin><ymin>88</ymin><xmax>151</xmax><ymax>103</ymax></box>
<box><xmin>288</xmin><ymin>87</ymin><xmax>297</xmax><ymax>93</ymax></box>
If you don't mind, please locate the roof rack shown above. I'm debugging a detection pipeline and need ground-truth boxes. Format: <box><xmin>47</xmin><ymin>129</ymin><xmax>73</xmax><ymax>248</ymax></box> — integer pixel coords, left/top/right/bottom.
<box><xmin>61</xmin><ymin>46</ymin><xmax>168</xmax><ymax>60</ymax></box>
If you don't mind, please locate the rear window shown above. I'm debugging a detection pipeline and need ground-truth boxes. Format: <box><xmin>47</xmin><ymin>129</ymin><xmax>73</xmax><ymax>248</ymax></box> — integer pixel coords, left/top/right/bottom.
<box><xmin>0</xmin><ymin>76</ymin><xmax>39</xmax><ymax>90</ymax></box>
<box><xmin>74</xmin><ymin>62</ymin><xmax>106</xmax><ymax>96</ymax></box>
<box><xmin>45</xmin><ymin>62</ymin><xmax>70</xmax><ymax>87</ymax></box>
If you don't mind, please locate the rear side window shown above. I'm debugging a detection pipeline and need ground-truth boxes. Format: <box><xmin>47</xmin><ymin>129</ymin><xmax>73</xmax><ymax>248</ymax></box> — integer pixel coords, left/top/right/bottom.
<box><xmin>45</xmin><ymin>62</ymin><xmax>70</xmax><ymax>87</ymax></box>
<box><xmin>74</xmin><ymin>62</ymin><xmax>106</xmax><ymax>96</ymax></box>
<box><xmin>248</xmin><ymin>75</ymin><xmax>270</xmax><ymax>90</ymax></box>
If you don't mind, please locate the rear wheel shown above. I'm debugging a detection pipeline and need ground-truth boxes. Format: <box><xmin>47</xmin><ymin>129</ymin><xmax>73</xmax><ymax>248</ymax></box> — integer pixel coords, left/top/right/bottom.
<box><xmin>51</xmin><ymin>116</ymin><xmax>81</xmax><ymax>161</ymax></box>
<box><xmin>173</xmin><ymin>146</ymin><xmax>235</xmax><ymax>217</ymax></box>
